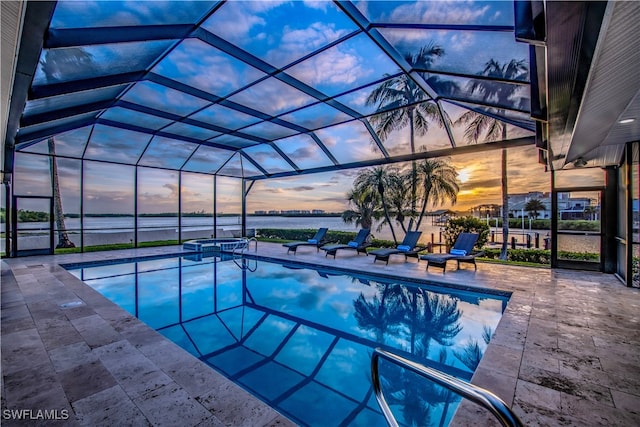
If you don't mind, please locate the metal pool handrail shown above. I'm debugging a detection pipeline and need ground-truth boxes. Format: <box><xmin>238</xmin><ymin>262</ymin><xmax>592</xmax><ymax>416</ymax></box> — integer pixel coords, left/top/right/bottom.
<box><xmin>371</xmin><ymin>348</ymin><xmax>524</xmax><ymax>427</ymax></box>
<box><xmin>245</xmin><ymin>236</ymin><xmax>258</xmax><ymax>252</ymax></box>
<box><xmin>232</xmin><ymin>237</ymin><xmax>258</xmax><ymax>271</ymax></box>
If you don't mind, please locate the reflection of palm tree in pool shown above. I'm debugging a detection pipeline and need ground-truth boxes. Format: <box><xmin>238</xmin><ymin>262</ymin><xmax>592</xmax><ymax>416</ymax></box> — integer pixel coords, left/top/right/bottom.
<box><xmin>39</xmin><ymin>49</ymin><xmax>95</xmax><ymax>249</ymax></box>
<box><xmin>402</xmin><ymin>289</ymin><xmax>462</xmax><ymax>425</ymax></box>
<box><xmin>454</xmin><ymin>325</ymin><xmax>493</xmax><ymax>372</ymax></box>
<box><xmin>378</xmin><ymin>349</ymin><xmax>461</xmax><ymax>426</ymax></box>
<box><xmin>411</xmin><ymin>290</ymin><xmax>462</xmax><ymax>359</ymax></box>
<box><xmin>355</xmin><ymin>286</ymin><xmax>463</xmax><ymax>424</ymax></box>
<box><xmin>353</xmin><ymin>283</ymin><xmax>406</xmax><ymax>343</ymax></box>
<box><xmin>353</xmin><ymin>285</ymin><xmax>462</xmax><ymax>352</ymax></box>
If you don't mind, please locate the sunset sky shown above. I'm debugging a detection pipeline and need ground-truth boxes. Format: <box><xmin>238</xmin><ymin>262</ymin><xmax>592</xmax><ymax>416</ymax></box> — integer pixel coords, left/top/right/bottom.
<box><xmin>247</xmin><ymin>144</ymin><xmax>551</xmax><ymax>214</ymax></box>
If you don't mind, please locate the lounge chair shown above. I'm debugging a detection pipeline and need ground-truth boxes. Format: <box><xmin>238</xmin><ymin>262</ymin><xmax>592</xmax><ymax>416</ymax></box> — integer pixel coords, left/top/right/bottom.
<box><xmin>320</xmin><ymin>229</ymin><xmax>371</xmax><ymax>258</ymax></box>
<box><xmin>283</xmin><ymin>228</ymin><xmax>329</xmax><ymax>254</ymax></box>
<box><xmin>420</xmin><ymin>232</ymin><xmax>483</xmax><ymax>272</ymax></box>
<box><xmin>368</xmin><ymin>231</ymin><xmax>425</xmax><ymax>264</ymax></box>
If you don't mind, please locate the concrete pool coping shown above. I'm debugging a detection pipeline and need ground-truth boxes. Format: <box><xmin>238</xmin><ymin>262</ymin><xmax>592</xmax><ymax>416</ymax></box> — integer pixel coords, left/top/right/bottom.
<box><xmin>2</xmin><ymin>243</ymin><xmax>640</xmax><ymax>426</ymax></box>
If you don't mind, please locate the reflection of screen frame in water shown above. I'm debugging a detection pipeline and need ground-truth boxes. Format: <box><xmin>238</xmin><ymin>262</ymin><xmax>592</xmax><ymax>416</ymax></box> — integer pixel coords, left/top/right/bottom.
<box><xmin>66</xmin><ymin>254</ymin><xmax>509</xmax><ymax>426</ymax></box>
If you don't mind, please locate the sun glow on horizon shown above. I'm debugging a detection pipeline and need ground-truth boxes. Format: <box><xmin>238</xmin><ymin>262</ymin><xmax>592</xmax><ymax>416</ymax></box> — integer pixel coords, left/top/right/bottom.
<box><xmin>458</xmin><ymin>167</ymin><xmax>471</xmax><ymax>183</ymax></box>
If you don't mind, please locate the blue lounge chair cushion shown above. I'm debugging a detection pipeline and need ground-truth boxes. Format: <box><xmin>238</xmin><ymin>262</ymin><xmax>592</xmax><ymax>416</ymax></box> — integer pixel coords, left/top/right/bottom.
<box><xmin>450</xmin><ymin>249</ymin><xmax>467</xmax><ymax>256</ymax></box>
<box><xmin>347</xmin><ymin>241</ymin><xmax>359</xmax><ymax>248</ymax></box>
<box><xmin>397</xmin><ymin>245</ymin><xmax>411</xmax><ymax>252</ymax></box>
<box><xmin>308</xmin><ymin>239</ymin><xmax>318</xmax><ymax>244</ymax></box>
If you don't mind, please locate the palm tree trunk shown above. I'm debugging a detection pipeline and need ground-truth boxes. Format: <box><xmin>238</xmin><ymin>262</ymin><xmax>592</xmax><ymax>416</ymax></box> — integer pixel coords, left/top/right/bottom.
<box><xmin>382</xmin><ymin>199</ymin><xmax>398</xmax><ymax>244</ymax></box>
<box><xmin>415</xmin><ymin>183</ymin><xmax>431</xmax><ymax>230</ymax></box>
<box><xmin>397</xmin><ymin>216</ymin><xmax>408</xmax><ymax>234</ymax></box>
<box><xmin>409</xmin><ymin>110</ymin><xmax>417</xmax><ymax>229</ymax></box>
<box><xmin>499</xmin><ymin>147</ymin><xmax>508</xmax><ymax>260</ymax></box>
<box><xmin>48</xmin><ymin>138</ymin><xmax>75</xmax><ymax>249</ymax></box>
<box><xmin>377</xmin><ymin>182</ymin><xmax>398</xmax><ymax>244</ymax></box>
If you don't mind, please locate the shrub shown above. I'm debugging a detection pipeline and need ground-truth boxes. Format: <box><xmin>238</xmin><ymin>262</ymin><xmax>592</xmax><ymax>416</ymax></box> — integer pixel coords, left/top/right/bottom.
<box><xmin>482</xmin><ymin>248</ymin><xmax>551</xmax><ymax>264</ymax></box>
<box><xmin>557</xmin><ymin>220</ymin><xmax>600</xmax><ymax>232</ymax></box>
<box><xmin>442</xmin><ymin>216</ymin><xmax>489</xmax><ymax>250</ymax></box>
<box><xmin>556</xmin><ymin>251</ymin><xmax>599</xmax><ymax>261</ymax></box>
<box><xmin>481</xmin><ymin>248</ymin><xmax>598</xmax><ymax>264</ymax></box>
<box><xmin>257</xmin><ymin>228</ymin><xmax>361</xmax><ymax>245</ymax></box>
<box><xmin>257</xmin><ymin>228</ymin><xmax>402</xmax><ymax>250</ymax></box>
<box><xmin>489</xmin><ymin>218</ymin><xmax>597</xmax><ymax>232</ymax></box>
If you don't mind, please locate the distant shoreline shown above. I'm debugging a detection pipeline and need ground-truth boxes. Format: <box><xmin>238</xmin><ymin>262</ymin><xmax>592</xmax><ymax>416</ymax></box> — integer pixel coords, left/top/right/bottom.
<box><xmin>57</xmin><ymin>213</ymin><xmax>343</xmax><ymax>218</ymax></box>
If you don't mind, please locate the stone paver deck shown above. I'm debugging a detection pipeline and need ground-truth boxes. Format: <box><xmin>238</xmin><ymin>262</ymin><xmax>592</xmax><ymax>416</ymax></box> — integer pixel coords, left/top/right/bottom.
<box><xmin>2</xmin><ymin>243</ymin><xmax>640</xmax><ymax>426</ymax></box>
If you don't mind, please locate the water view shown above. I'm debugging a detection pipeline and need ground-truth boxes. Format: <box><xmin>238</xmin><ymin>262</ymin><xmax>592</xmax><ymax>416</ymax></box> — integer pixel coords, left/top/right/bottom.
<box><xmin>6</xmin><ymin>215</ymin><xmax>566</xmax><ymax>250</ymax></box>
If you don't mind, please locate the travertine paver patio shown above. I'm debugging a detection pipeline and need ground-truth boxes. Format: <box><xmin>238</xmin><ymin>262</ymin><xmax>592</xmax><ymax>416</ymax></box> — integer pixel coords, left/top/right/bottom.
<box><xmin>2</xmin><ymin>243</ymin><xmax>640</xmax><ymax>426</ymax></box>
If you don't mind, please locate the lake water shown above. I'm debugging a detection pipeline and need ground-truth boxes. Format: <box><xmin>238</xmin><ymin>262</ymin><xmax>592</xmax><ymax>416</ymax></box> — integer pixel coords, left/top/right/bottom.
<box><xmin>5</xmin><ymin>215</ymin><xmax>572</xmax><ymax>252</ymax></box>
<box><xmin>7</xmin><ymin>210</ymin><xmax>604</xmax><ymax>256</ymax></box>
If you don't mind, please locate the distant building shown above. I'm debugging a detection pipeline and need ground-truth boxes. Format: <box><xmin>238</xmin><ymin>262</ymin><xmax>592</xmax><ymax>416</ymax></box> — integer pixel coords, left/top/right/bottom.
<box><xmin>282</xmin><ymin>210</ymin><xmax>311</xmax><ymax>215</ymax></box>
<box><xmin>427</xmin><ymin>209</ymin><xmax>457</xmax><ymax>225</ymax></box>
<box><xmin>508</xmin><ymin>192</ymin><xmax>549</xmax><ymax>206</ymax></box>
<box><xmin>558</xmin><ymin>197</ymin><xmax>598</xmax><ymax>220</ymax></box>
<box><xmin>509</xmin><ymin>195</ymin><xmax>597</xmax><ymax>220</ymax></box>
<box><xmin>509</xmin><ymin>198</ymin><xmax>551</xmax><ymax>219</ymax></box>
<box><xmin>470</xmin><ymin>204</ymin><xmax>501</xmax><ymax>218</ymax></box>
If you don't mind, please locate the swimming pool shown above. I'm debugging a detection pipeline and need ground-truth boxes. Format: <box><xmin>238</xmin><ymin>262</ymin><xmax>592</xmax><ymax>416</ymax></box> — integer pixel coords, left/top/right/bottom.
<box><xmin>66</xmin><ymin>254</ymin><xmax>509</xmax><ymax>426</ymax></box>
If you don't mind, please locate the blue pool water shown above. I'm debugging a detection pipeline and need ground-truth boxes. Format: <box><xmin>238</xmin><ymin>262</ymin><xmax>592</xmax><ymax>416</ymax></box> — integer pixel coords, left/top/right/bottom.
<box><xmin>66</xmin><ymin>254</ymin><xmax>509</xmax><ymax>426</ymax></box>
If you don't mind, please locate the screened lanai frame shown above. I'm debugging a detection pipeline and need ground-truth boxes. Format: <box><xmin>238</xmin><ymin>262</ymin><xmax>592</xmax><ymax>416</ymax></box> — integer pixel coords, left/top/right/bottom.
<box><xmin>6</xmin><ymin>0</ymin><xmax>543</xmax><ymax>254</ymax></box>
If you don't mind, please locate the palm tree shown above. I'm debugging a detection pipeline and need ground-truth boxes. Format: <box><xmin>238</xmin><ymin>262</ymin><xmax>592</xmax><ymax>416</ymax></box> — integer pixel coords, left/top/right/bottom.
<box><xmin>341</xmin><ymin>185</ymin><xmax>379</xmax><ymax>230</ymax></box>
<box><xmin>414</xmin><ymin>158</ymin><xmax>459</xmax><ymax>230</ymax></box>
<box><xmin>454</xmin><ymin>59</ymin><xmax>528</xmax><ymax>260</ymax></box>
<box><xmin>383</xmin><ymin>170</ymin><xmax>411</xmax><ymax>234</ymax></box>
<box><xmin>366</xmin><ymin>44</ymin><xmax>447</xmax><ymax>220</ymax></box>
<box><xmin>354</xmin><ymin>166</ymin><xmax>399</xmax><ymax>244</ymax></box>
<box><xmin>584</xmin><ymin>204</ymin><xmax>598</xmax><ymax>221</ymax></box>
<box><xmin>524</xmin><ymin>198</ymin><xmax>545</xmax><ymax>219</ymax></box>
<box><xmin>47</xmin><ymin>138</ymin><xmax>75</xmax><ymax>248</ymax></box>
<box><xmin>40</xmin><ymin>49</ymin><xmax>93</xmax><ymax>249</ymax></box>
